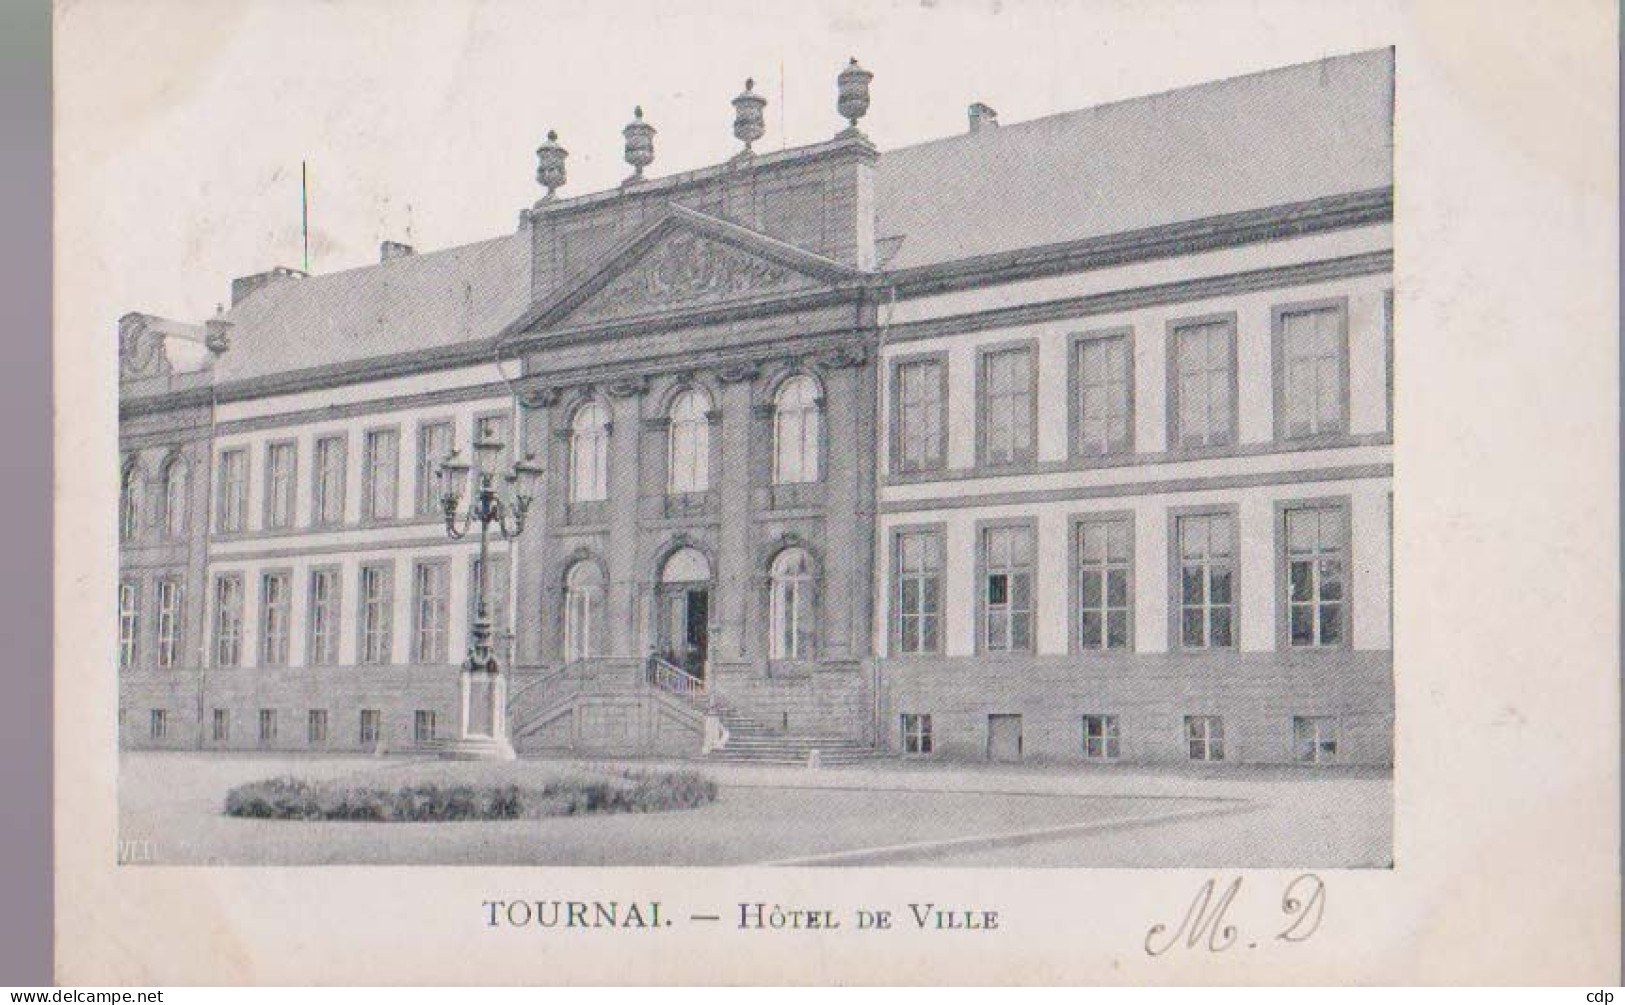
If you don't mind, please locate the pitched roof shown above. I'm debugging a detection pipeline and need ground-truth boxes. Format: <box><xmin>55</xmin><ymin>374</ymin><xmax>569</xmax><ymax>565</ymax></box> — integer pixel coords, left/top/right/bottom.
<box><xmin>177</xmin><ymin>50</ymin><xmax>1390</xmax><ymax>392</ymax></box>
<box><xmin>214</xmin><ymin>232</ymin><xmax>531</xmax><ymax>384</ymax></box>
<box><xmin>873</xmin><ymin>48</ymin><xmax>1393</xmax><ymax>272</ymax></box>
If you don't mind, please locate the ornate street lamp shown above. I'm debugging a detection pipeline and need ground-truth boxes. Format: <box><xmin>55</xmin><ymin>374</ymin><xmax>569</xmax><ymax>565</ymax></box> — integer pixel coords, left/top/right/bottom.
<box><xmin>435</xmin><ymin>438</ymin><xmax>543</xmax><ymax>760</ymax></box>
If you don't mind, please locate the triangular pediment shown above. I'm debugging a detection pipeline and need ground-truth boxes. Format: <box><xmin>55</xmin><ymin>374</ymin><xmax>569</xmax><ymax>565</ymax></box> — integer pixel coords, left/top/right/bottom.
<box><xmin>502</xmin><ymin>205</ymin><xmax>863</xmax><ymax>338</ymax></box>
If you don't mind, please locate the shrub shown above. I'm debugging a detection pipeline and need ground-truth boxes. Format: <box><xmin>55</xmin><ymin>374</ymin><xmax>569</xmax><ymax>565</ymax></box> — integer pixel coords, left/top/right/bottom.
<box><xmin>223</xmin><ymin>769</ymin><xmax>717</xmax><ymax>822</ymax></box>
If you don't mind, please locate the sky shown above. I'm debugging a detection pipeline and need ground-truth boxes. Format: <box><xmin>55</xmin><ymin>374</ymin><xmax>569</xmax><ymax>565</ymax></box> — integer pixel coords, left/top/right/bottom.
<box><xmin>59</xmin><ymin>0</ymin><xmax>1406</xmax><ymax>332</ymax></box>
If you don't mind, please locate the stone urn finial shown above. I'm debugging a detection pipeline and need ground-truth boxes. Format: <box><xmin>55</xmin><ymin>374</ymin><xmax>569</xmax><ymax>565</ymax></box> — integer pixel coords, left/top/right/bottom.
<box><xmin>623</xmin><ymin>106</ymin><xmax>655</xmax><ymax>185</ymax></box>
<box><xmin>732</xmin><ymin>77</ymin><xmax>767</xmax><ymax>156</ymax></box>
<box><xmin>535</xmin><ymin>129</ymin><xmax>568</xmax><ymax>201</ymax></box>
<box><xmin>837</xmin><ymin>57</ymin><xmax>873</xmax><ymax>134</ymax></box>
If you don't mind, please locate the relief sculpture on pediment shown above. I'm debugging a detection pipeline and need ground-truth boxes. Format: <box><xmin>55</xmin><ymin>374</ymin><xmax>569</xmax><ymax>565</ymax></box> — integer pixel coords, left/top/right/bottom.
<box><xmin>573</xmin><ymin>230</ymin><xmax>802</xmax><ymax>323</ymax></box>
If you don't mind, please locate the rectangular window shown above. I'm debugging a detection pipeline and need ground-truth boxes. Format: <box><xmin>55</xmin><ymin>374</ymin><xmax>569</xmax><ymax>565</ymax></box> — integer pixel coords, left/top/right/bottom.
<box><xmin>118</xmin><ymin>580</ymin><xmax>140</xmax><ymax>669</ymax></box>
<box><xmin>1176</xmin><ymin>512</ymin><xmax>1236</xmax><ymax>650</ymax></box>
<box><xmin>1283</xmin><ymin>502</ymin><xmax>1348</xmax><ymax>648</ymax></box>
<box><xmin>155</xmin><ymin>578</ymin><xmax>183</xmax><ymax>668</ymax></box>
<box><xmin>416</xmin><ymin>421</ymin><xmax>454</xmax><ymax>516</ymax></box>
<box><xmin>476</xmin><ymin>414</ymin><xmax>513</xmax><ymax>473</ymax></box>
<box><xmin>980</xmin><ymin>524</ymin><xmax>1034</xmax><ymax>653</ymax></box>
<box><xmin>259</xmin><ymin>570</ymin><xmax>291</xmax><ymax>666</ymax></box>
<box><xmin>1276</xmin><ymin>301</ymin><xmax>1348</xmax><ymax>439</ymax></box>
<box><xmin>358</xmin><ymin>563</ymin><xmax>394</xmax><ymax>665</ymax></box>
<box><xmin>312</xmin><ymin>435</ymin><xmax>347</xmax><ymax>526</ymax></box>
<box><xmin>258</xmin><ymin>708</ymin><xmax>277</xmax><ymax>746</ymax></box>
<box><xmin>893</xmin><ymin>357</ymin><xmax>945</xmax><ymax>473</ymax></box>
<box><xmin>979</xmin><ymin>345</ymin><xmax>1034</xmax><ymax>466</ymax></box>
<box><xmin>362</xmin><ymin>427</ymin><xmax>400</xmax><ymax>521</ymax></box>
<box><xmin>1073</xmin><ymin>332</ymin><xmax>1132</xmax><ymax>456</ymax></box>
<box><xmin>1185</xmin><ymin>715</ymin><xmax>1225</xmax><ymax>762</ymax></box>
<box><xmin>414</xmin><ymin>710</ymin><xmax>437</xmax><ymax>744</ymax></box>
<box><xmin>901</xmin><ymin>713</ymin><xmax>933</xmax><ymax>755</ymax></box>
<box><xmin>264</xmin><ymin>441</ymin><xmax>297</xmax><ymax>529</ymax></box>
<box><xmin>1170</xmin><ymin>319</ymin><xmax>1236</xmax><ymax>449</ymax></box>
<box><xmin>149</xmin><ymin>709</ymin><xmax>167</xmax><ymax>741</ymax></box>
<box><xmin>1075</xmin><ymin>517</ymin><xmax>1132</xmax><ymax>651</ymax></box>
<box><xmin>212</xmin><ymin>573</ymin><xmax>244</xmax><ymax>667</ymax></box>
<box><xmin>469</xmin><ymin>554</ymin><xmax>510</xmax><ymax>642</ymax></box>
<box><xmin>1293</xmin><ymin>716</ymin><xmax>1339</xmax><ymax>764</ymax></box>
<box><xmin>216</xmin><ymin>448</ymin><xmax>248</xmax><ymax>532</ymax></box>
<box><xmin>1082</xmin><ymin>715</ymin><xmax>1120</xmax><ymax>760</ymax></box>
<box><xmin>413</xmin><ymin>560</ymin><xmax>450</xmax><ymax>663</ymax></box>
<box><xmin>893</xmin><ymin>529</ymin><xmax>943</xmax><ymax>655</ymax></box>
<box><xmin>307</xmin><ymin>709</ymin><xmax>329</xmax><ymax>746</ymax></box>
<box><xmin>211</xmin><ymin>708</ymin><xmax>229</xmax><ymax>743</ymax></box>
<box><xmin>359</xmin><ymin>709</ymin><xmax>382</xmax><ymax>747</ymax></box>
<box><xmin>307</xmin><ymin>567</ymin><xmax>341</xmax><ymax>666</ymax></box>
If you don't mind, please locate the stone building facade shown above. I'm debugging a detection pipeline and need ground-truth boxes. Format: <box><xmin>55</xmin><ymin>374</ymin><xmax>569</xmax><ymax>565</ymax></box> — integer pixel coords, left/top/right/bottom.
<box><xmin>117</xmin><ymin>49</ymin><xmax>1394</xmax><ymax>766</ymax></box>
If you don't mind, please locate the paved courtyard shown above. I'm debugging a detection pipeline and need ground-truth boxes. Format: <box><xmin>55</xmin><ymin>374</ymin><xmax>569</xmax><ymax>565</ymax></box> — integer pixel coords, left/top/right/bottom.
<box><xmin>118</xmin><ymin>751</ymin><xmax>1392</xmax><ymax>867</ymax></box>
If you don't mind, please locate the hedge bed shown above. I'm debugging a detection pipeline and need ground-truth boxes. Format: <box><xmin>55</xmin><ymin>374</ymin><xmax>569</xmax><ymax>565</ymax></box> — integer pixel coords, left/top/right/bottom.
<box><xmin>224</xmin><ymin>768</ymin><xmax>718</xmax><ymax>822</ymax></box>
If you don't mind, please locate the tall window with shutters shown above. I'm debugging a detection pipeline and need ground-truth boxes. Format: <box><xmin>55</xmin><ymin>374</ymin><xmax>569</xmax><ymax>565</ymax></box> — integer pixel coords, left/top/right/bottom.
<box><xmin>1073</xmin><ymin>332</ymin><xmax>1133</xmax><ymax>456</ymax></box>
<box><xmin>1282</xmin><ymin>501</ymin><xmax>1349</xmax><ymax>648</ymax></box>
<box><xmin>980</xmin><ymin>523</ymin><xmax>1035</xmax><ymax>654</ymax></box>
<box><xmin>120</xmin><ymin>462</ymin><xmax>143</xmax><ymax>543</ymax></box>
<box><xmin>259</xmin><ymin>570</ymin><xmax>291</xmax><ymax>667</ymax></box>
<box><xmin>312</xmin><ymin>435</ymin><xmax>346</xmax><ymax>526</ymax></box>
<box><xmin>412</xmin><ymin>560</ymin><xmax>450</xmax><ymax>664</ymax></box>
<box><xmin>416</xmin><ymin>420</ymin><xmax>453</xmax><ymax>516</ymax></box>
<box><xmin>892</xmin><ymin>357</ymin><xmax>945</xmax><ymax>474</ymax></box>
<box><xmin>307</xmin><ymin>567</ymin><xmax>341</xmax><ymax>666</ymax></box>
<box><xmin>1169</xmin><ymin>319</ymin><xmax>1236</xmax><ymax>449</ymax></box>
<box><xmin>772</xmin><ymin>375</ymin><xmax>821</xmax><ymax>484</ymax></box>
<box><xmin>118</xmin><ymin>580</ymin><xmax>140</xmax><ymax>669</ymax></box>
<box><xmin>892</xmin><ymin>529</ymin><xmax>943</xmax><ymax>656</ymax></box>
<box><xmin>978</xmin><ymin>345</ymin><xmax>1035</xmax><ymax>466</ymax></box>
<box><xmin>216</xmin><ymin>449</ymin><xmax>247</xmax><ymax>532</ymax></box>
<box><xmin>358</xmin><ymin>563</ymin><xmax>393</xmax><ymax>665</ymax></box>
<box><xmin>155</xmin><ymin>578</ymin><xmax>183</xmax><ymax>668</ymax></box>
<box><xmin>1275</xmin><ymin>301</ymin><xmax>1348</xmax><ymax>439</ymax></box>
<box><xmin>212</xmin><ymin>573</ymin><xmax>244</xmax><ymax>667</ymax></box>
<box><xmin>263</xmin><ymin>441</ymin><xmax>296</xmax><ymax>529</ymax></box>
<box><xmin>1075</xmin><ymin>517</ymin><xmax>1132</xmax><ymax>652</ymax></box>
<box><xmin>362</xmin><ymin>428</ymin><xmax>400</xmax><ymax>521</ymax></box>
<box><xmin>1175</xmin><ymin>511</ymin><xmax>1236</xmax><ymax>650</ymax></box>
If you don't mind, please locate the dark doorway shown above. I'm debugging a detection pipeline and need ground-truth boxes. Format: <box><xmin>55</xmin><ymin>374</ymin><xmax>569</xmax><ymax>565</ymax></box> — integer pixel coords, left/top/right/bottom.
<box><xmin>658</xmin><ymin>585</ymin><xmax>709</xmax><ymax>679</ymax></box>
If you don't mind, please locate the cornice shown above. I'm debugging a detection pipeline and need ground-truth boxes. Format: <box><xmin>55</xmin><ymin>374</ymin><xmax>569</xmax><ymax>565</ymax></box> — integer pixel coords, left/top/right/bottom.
<box><xmin>886</xmin><ymin>187</ymin><xmax>1392</xmax><ymax>300</ymax></box>
<box><xmin>117</xmin><ymin>190</ymin><xmax>1390</xmax><ymax>418</ymax></box>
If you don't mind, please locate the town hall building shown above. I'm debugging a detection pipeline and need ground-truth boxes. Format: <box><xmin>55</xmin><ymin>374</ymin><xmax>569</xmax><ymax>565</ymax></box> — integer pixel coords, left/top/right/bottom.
<box><xmin>119</xmin><ymin>49</ymin><xmax>1394</xmax><ymax>766</ymax></box>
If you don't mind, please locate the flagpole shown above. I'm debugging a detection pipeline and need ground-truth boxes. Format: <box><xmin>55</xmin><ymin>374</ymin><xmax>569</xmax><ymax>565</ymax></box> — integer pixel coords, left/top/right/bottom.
<box><xmin>301</xmin><ymin>160</ymin><xmax>310</xmax><ymax>273</ymax></box>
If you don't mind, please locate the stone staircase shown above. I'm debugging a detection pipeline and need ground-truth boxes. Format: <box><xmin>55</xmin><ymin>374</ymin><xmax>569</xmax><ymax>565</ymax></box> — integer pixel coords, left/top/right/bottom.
<box><xmin>703</xmin><ymin>697</ymin><xmax>891</xmax><ymax>767</ymax></box>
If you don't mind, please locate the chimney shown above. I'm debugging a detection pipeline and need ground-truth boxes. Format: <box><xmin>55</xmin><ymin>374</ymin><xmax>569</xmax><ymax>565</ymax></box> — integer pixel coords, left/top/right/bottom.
<box><xmin>230</xmin><ymin>265</ymin><xmax>307</xmax><ymax>306</ymax></box>
<box><xmin>968</xmin><ymin>102</ymin><xmax>999</xmax><ymax>134</ymax></box>
<box><xmin>380</xmin><ymin>240</ymin><xmax>415</xmax><ymax>262</ymax></box>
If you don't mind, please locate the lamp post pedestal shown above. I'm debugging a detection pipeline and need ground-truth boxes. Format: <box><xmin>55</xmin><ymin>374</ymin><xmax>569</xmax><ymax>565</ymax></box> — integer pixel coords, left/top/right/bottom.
<box><xmin>440</xmin><ymin>666</ymin><xmax>515</xmax><ymax>761</ymax></box>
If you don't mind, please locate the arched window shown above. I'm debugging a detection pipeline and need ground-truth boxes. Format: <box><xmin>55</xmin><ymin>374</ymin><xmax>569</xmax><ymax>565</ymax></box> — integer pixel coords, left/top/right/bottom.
<box><xmin>161</xmin><ymin>457</ymin><xmax>189</xmax><ymax>539</ymax></box>
<box><xmin>667</xmin><ymin>389</ymin><xmax>711</xmax><ymax>495</ymax></box>
<box><xmin>769</xmin><ymin>547</ymin><xmax>816</xmax><ymax>660</ymax></box>
<box><xmin>569</xmin><ymin>402</ymin><xmax>609</xmax><ymax>503</ymax></box>
<box><xmin>120</xmin><ymin>462</ymin><xmax>143</xmax><ymax>543</ymax></box>
<box><xmin>563</xmin><ymin>561</ymin><xmax>604</xmax><ymax>662</ymax></box>
<box><xmin>773</xmin><ymin>375</ymin><xmax>821</xmax><ymax>484</ymax></box>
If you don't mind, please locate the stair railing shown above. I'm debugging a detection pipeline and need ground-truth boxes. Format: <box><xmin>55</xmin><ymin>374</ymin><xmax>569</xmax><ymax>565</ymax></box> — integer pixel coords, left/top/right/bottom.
<box><xmin>646</xmin><ymin>655</ymin><xmax>706</xmax><ymax>701</ymax></box>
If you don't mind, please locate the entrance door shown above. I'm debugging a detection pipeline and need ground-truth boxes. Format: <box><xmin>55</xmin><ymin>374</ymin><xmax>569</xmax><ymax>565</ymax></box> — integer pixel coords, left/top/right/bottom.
<box><xmin>987</xmin><ymin>714</ymin><xmax>1023</xmax><ymax>762</ymax></box>
<box><xmin>658</xmin><ymin>586</ymin><xmax>709</xmax><ymax>679</ymax></box>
